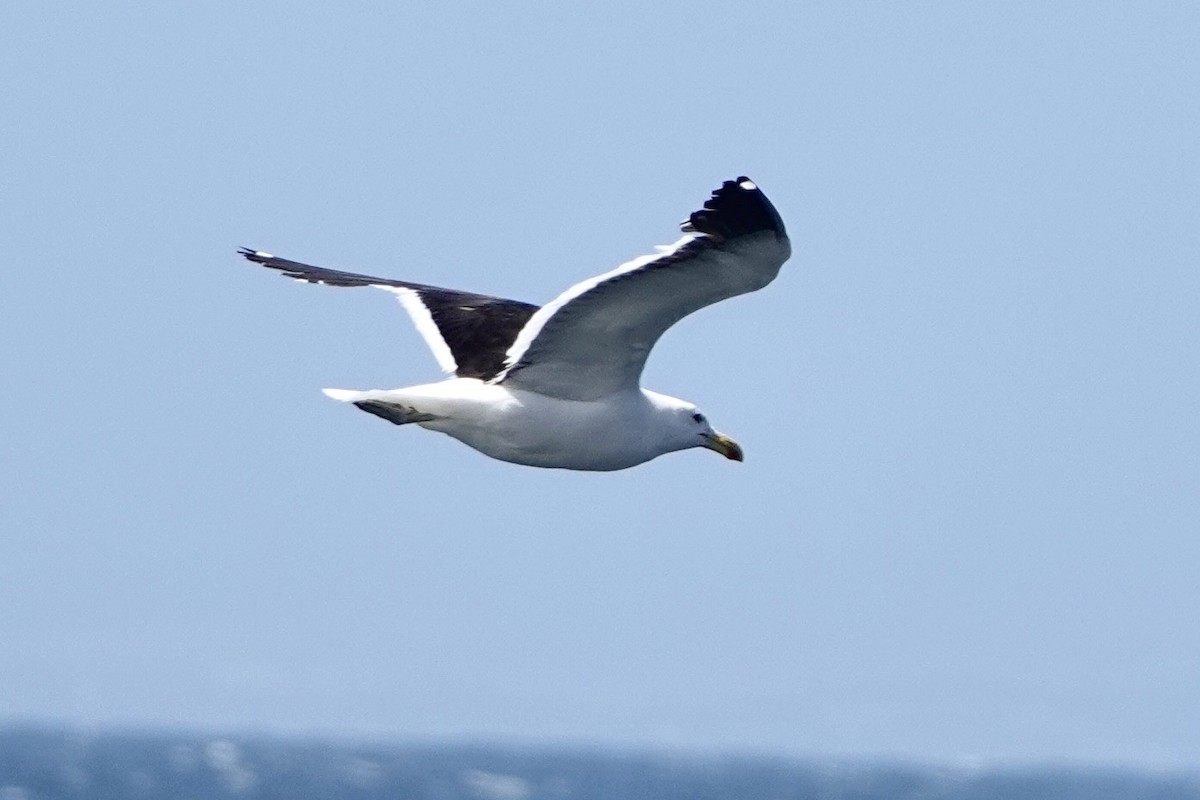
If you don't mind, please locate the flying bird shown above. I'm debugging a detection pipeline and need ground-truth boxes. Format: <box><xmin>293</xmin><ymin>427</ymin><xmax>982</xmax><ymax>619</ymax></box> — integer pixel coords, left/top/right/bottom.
<box><xmin>241</xmin><ymin>176</ymin><xmax>791</xmax><ymax>470</ymax></box>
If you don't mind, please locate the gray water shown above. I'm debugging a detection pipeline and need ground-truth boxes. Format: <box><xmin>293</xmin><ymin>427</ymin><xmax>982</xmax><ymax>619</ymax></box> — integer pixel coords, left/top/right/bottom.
<box><xmin>1</xmin><ymin>726</ymin><xmax>1196</xmax><ymax>800</ymax></box>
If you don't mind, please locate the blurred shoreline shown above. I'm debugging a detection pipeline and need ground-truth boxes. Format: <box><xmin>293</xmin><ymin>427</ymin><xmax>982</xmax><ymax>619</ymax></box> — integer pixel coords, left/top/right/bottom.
<box><xmin>2</xmin><ymin>723</ymin><xmax>1196</xmax><ymax>800</ymax></box>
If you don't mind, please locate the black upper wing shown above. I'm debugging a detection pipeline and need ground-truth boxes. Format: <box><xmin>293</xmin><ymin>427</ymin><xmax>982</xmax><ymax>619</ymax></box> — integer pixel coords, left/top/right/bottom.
<box><xmin>240</xmin><ymin>248</ymin><xmax>538</xmax><ymax>380</ymax></box>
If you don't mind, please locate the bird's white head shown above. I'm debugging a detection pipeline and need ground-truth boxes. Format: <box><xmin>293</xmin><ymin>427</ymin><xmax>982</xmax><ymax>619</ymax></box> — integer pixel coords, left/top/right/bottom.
<box><xmin>646</xmin><ymin>392</ymin><xmax>744</xmax><ymax>462</ymax></box>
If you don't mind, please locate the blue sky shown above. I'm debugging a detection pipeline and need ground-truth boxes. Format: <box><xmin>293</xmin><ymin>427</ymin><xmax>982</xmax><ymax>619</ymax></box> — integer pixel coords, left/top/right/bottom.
<box><xmin>2</xmin><ymin>1</ymin><xmax>1197</xmax><ymax>767</ymax></box>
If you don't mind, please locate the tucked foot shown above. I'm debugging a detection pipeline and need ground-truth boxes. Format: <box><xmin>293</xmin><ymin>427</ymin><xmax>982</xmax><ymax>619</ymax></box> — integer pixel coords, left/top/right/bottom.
<box><xmin>352</xmin><ymin>401</ymin><xmax>438</xmax><ymax>426</ymax></box>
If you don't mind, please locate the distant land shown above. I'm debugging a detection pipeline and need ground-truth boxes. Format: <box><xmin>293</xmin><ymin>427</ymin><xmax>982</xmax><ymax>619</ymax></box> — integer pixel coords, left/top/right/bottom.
<box><xmin>0</xmin><ymin>725</ymin><xmax>1197</xmax><ymax>800</ymax></box>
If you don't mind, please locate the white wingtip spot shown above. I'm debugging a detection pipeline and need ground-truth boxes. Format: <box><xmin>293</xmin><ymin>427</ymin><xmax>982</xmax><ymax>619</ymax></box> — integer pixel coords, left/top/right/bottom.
<box><xmin>256</xmin><ymin>250</ymin><xmax>274</xmax><ymax>258</ymax></box>
<box><xmin>322</xmin><ymin>388</ymin><xmax>358</xmax><ymax>401</ymax></box>
<box><xmin>738</xmin><ymin>179</ymin><xmax>757</xmax><ymax>191</ymax></box>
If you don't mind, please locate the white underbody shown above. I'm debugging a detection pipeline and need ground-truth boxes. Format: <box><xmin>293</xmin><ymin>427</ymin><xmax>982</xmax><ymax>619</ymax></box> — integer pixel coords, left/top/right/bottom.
<box><xmin>325</xmin><ymin>379</ymin><xmax>705</xmax><ymax>471</ymax></box>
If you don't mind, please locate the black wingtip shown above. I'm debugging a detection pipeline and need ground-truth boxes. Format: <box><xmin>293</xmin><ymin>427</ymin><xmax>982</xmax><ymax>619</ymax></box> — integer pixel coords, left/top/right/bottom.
<box><xmin>682</xmin><ymin>176</ymin><xmax>787</xmax><ymax>241</ymax></box>
<box><xmin>238</xmin><ymin>247</ymin><xmax>269</xmax><ymax>263</ymax></box>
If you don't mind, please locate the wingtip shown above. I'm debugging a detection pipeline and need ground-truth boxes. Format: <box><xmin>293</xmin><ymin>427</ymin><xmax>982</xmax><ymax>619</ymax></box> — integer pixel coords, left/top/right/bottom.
<box><xmin>681</xmin><ymin>176</ymin><xmax>785</xmax><ymax>240</ymax></box>
<box><xmin>238</xmin><ymin>247</ymin><xmax>273</xmax><ymax>263</ymax></box>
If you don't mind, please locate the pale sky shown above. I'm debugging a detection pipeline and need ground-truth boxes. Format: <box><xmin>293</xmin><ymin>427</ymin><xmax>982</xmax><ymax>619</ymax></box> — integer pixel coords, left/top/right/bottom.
<box><xmin>2</xmin><ymin>1</ymin><xmax>1197</xmax><ymax>768</ymax></box>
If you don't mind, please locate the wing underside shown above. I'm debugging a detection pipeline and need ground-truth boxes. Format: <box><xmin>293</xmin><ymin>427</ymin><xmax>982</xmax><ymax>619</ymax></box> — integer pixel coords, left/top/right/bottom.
<box><xmin>496</xmin><ymin>177</ymin><xmax>791</xmax><ymax>400</ymax></box>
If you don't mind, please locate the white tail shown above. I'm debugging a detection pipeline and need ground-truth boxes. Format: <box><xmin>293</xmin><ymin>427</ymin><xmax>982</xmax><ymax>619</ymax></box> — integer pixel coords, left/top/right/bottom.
<box><xmin>321</xmin><ymin>388</ymin><xmax>360</xmax><ymax>402</ymax></box>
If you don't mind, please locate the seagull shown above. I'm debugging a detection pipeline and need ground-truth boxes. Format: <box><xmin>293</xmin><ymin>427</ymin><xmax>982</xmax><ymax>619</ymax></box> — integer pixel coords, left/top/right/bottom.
<box><xmin>241</xmin><ymin>176</ymin><xmax>791</xmax><ymax>471</ymax></box>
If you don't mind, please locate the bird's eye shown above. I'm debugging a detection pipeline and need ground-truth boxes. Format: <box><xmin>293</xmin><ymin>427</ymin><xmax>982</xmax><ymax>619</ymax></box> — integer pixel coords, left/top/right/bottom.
<box><xmin>692</xmin><ymin>412</ymin><xmax>705</xmax><ymax>424</ymax></box>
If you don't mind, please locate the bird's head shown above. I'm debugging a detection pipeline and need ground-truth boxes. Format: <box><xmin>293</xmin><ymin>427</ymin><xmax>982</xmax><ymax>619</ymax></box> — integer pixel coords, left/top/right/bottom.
<box><xmin>646</xmin><ymin>394</ymin><xmax>743</xmax><ymax>463</ymax></box>
<box><xmin>687</xmin><ymin>407</ymin><xmax>744</xmax><ymax>462</ymax></box>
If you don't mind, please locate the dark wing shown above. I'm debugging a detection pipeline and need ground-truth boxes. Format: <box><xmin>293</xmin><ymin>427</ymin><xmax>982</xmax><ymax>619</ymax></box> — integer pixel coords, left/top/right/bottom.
<box><xmin>240</xmin><ymin>248</ymin><xmax>538</xmax><ymax>380</ymax></box>
<box><xmin>495</xmin><ymin>178</ymin><xmax>790</xmax><ymax>400</ymax></box>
